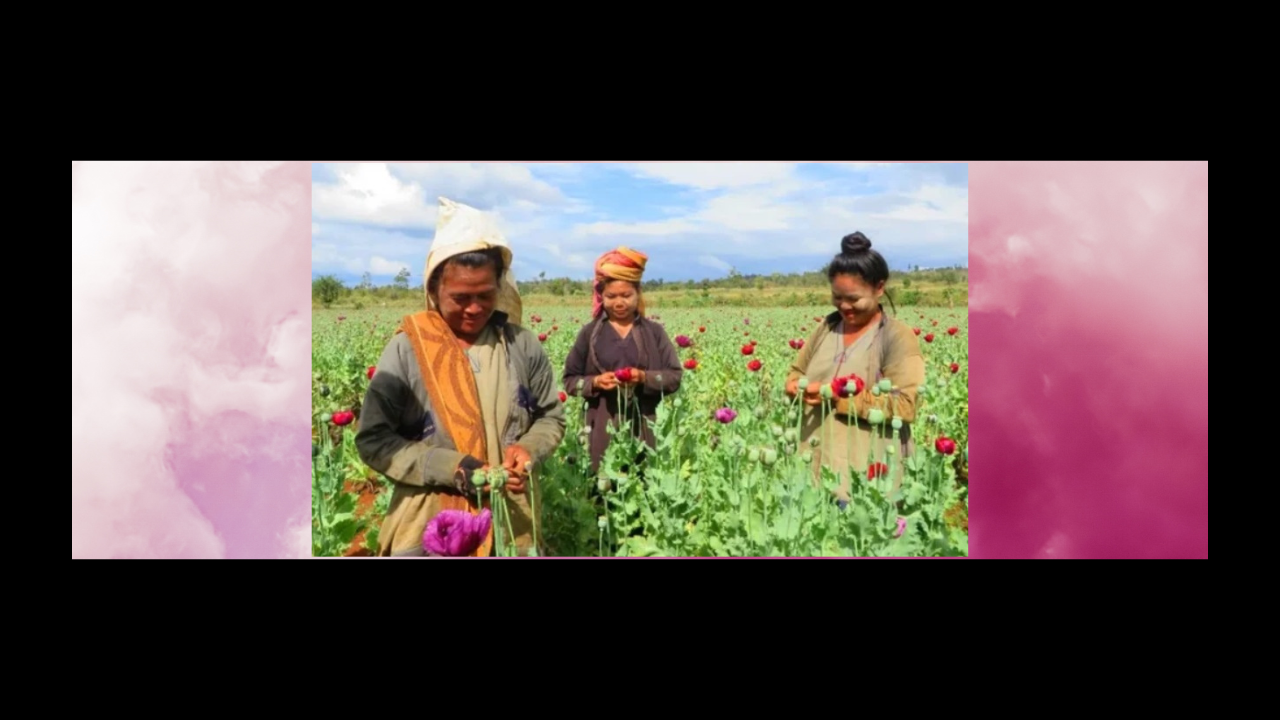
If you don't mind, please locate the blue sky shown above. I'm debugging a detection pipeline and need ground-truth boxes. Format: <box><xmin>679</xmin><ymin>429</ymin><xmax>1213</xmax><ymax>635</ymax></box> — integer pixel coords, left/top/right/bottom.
<box><xmin>311</xmin><ymin>162</ymin><xmax>968</xmax><ymax>286</ymax></box>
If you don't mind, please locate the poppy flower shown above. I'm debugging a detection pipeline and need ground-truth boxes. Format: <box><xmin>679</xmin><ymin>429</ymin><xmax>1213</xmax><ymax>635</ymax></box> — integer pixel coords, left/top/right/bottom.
<box><xmin>699</xmin><ymin>326</ymin><xmax>706</xmax><ymax>333</ymax></box>
<box><xmin>895</xmin><ymin>517</ymin><xmax>907</xmax><ymax>538</ymax></box>
<box><xmin>684</xmin><ymin>358</ymin><xmax>698</xmax><ymax>370</ymax></box>
<box><xmin>538</xmin><ymin>333</ymin><xmax>548</xmax><ymax>342</ymax></box>
<box><xmin>947</xmin><ymin>327</ymin><xmax>958</xmax><ymax>335</ymax></box>
<box><xmin>558</xmin><ymin>391</ymin><xmax>567</xmax><ymax>403</ymax></box>
<box><xmin>924</xmin><ymin>333</ymin><xmax>935</xmax><ymax>343</ymax></box>
<box><xmin>553</xmin><ymin>325</ymin><xmax>559</xmax><ymax>331</ymax></box>
<box><xmin>615</xmin><ymin>367</ymin><xmax>635</xmax><ymax>383</ymax></box>
<box><xmin>950</xmin><ymin>363</ymin><xmax>959</xmax><ymax>373</ymax></box>
<box><xmin>676</xmin><ymin>335</ymin><xmax>693</xmax><ymax>348</ymax></box>
<box><xmin>423</xmin><ymin>508</ymin><xmax>492</xmax><ymax>557</ymax></box>
<box><xmin>747</xmin><ymin>359</ymin><xmax>762</xmax><ymax>372</ymax></box>
<box><xmin>367</xmin><ymin>366</ymin><xmax>376</xmax><ymax>380</ymax></box>
<box><xmin>832</xmin><ymin>374</ymin><xmax>864</xmax><ymax>398</ymax></box>
<box><xmin>332</xmin><ymin>411</ymin><xmax>355</xmax><ymax>426</ymax></box>
<box><xmin>932</xmin><ymin>320</ymin><xmax>939</xmax><ymax>326</ymax></box>
<box><xmin>741</xmin><ymin>344</ymin><xmax>754</xmax><ymax>356</ymax></box>
<box><xmin>715</xmin><ymin>407</ymin><xmax>738</xmax><ymax>423</ymax></box>
<box><xmin>935</xmin><ymin>437</ymin><xmax>957</xmax><ymax>455</ymax></box>
<box><xmin>913</xmin><ymin>328</ymin><xmax>921</xmax><ymax>335</ymax></box>
<box><xmin>868</xmin><ymin>462</ymin><xmax>888</xmax><ymax>480</ymax></box>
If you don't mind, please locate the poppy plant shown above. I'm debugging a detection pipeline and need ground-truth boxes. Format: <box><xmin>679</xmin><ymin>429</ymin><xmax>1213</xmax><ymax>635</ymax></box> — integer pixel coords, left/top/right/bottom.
<box><xmin>423</xmin><ymin>508</ymin><xmax>493</xmax><ymax>557</ymax></box>
<box><xmin>715</xmin><ymin>407</ymin><xmax>738</xmax><ymax>423</ymax></box>
<box><xmin>924</xmin><ymin>333</ymin><xmax>935</xmax><ymax>343</ymax></box>
<box><xmin>615</xmin><ymin>367</ymin><xmax>635</xmax><ymax>383</ymax></box>
<box><xmin>741</xmin><ymin>344</ymin><xmax>754</xmax><ymax>356</ymax></box>
<box><xmin>868</xmin><ymin>462</ymin><xmax>888</xmax><ymax>480</ymax></box>
<box><xmin>935</xmin><ymin>437</ymin><xmax>957</xmax><ymax>455</ymax></box>
<box><xmin>683</xmin><ymin>358</ymin><xmax>698</xmax><ymax>370</ymax></box>
<box><xmin>676</xmin><ymin>335</ymin><xmax>693</xmax><ymax>348</ymax></box>
<box><xmin>332</xmin><ymin>410</ymin><xmax>355</xmax><ymax>426</ymax></box>
<box><xmin>747</xmin><ymin>359</ymin><xmax>762</xmax><ymax>372</ymax></box>
<box><xmin>950</xmin><ymin>363</ymin><xmax>959</xmax><ymax>373</ymax></box>
<box><xmin>947</xmin><ymin>327</ymin><xmax>958</xmax><ymax>335</ymax></box>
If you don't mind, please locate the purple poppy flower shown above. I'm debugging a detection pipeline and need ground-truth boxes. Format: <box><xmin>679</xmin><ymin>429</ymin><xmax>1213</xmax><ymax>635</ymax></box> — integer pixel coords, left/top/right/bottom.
<box><xmin>895</xmin><ymin>517</ymin><xmax>907</xmax><ymax>538</ymax></box>
<box><xmin>423</xmin><ymin>509</ymin><xmax>493</xmax><ymax>556</ymax></box>
<box><xmin>676</xmin><ymin>335</ymin><xmax>692</xmax><ymax>348</ymax></box>
<box><xmin>714</xmin><ymin>407</ymin><xmax>737</xmax><ymax>424</ymax></box>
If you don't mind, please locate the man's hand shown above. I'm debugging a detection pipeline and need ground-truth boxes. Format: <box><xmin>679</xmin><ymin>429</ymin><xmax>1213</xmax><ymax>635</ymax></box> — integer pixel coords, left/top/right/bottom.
<box><xmin>594</xmin><ymin>372</ymin><xmax>618</xmax><ymax>391</ymax></box>
<box><xmin>501</xmin><ymin>445</ymin><xmax>532</xmax><ymax>494</ymax></box>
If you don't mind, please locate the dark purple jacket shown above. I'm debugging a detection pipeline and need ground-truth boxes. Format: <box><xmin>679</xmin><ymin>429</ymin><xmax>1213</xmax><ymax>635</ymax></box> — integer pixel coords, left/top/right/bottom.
<box><xmin>562</xmin><ymin>314</ymin><xmax>683</xmax><ymax>476</ymax></box>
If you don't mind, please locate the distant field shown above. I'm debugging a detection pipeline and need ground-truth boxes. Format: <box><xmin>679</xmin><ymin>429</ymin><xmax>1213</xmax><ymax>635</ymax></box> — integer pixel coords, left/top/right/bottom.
<box><xmin>311</xmin><ymin>303</ymin><xmax>969</xmax><ymax>557</ymax></box>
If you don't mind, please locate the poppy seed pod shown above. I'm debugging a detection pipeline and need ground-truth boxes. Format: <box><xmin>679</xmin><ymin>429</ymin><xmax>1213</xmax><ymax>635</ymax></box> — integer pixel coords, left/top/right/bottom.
<box><xmin>868</xmin><ymin>409</ymin><xmax>885</xmax><ymax>425</ymax></box>
<box><xmin>891</xmin><ymin>418</ymin><xmax>903</xmax><ymax>430</ymax></box>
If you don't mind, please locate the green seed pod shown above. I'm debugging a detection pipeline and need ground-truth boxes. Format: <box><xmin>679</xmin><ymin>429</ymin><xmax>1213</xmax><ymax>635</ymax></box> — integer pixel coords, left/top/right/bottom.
<box><xmin>879</xmin><ymin>378</ymin><xmax>893</xmax><ymax>393</ymax></box>
<box><xmin>526</xmin><ymin>547</ymin><xmax>539</xmax><ymax>557</ymax></box>
<box><xmin>674</xmin><ymin>399</ymin><xmax>683</xmax><ymax>409</ymax></box>
<box><xmin>798</xmin><ymin>376</ymin><xmax>809</xmax><ymax>389</ymax></box>
<box><xmin>319</xmin><ymin>385</ymin><xmax>330</xmax><ymax>397</ymax></box>
<box><xmin>891</xmin><ymin>418</ymin><xmax>903</xmax><ymax>430</ymax></box>
<box><xmin>470</xmin><ymin>469</ymin><xmax>486</xmax><ymax>487</ymax></box>
<box><xmin>867</xmin><ymin>409</ymin><xmax>885</xmax><ymax>425</ymax></box>
<box><xmin>761</xmin><ymin>448</ymin><xmax>778</xmax><ymax>466</ymax></box>
<box><xmin>872</xmin><ymin>386</ymin><xmax>881</xmax><ymax>396</ymax></box>
<box><xmin>800</xmin><ymin>451</ymin><xmax>813</xmax><ymax>463</ymax></box>
<box><xmin>820</xmin><ymin>385</ymin><xmax>833</xmax><ymax>400</ymax></box>
<box><xmin>784</xmin><ymin>428</ymin><xmax>798</xmax><ymax>443</ymax></box>
<box><xmin>598</xmin><ymin>516</ymin><xmax>608</xmax><ymax>529</ymax></box>
<box><xmin>771</xmin><ymin>425</ymin><xmax>784</xmax><ymax>438</ymax></box>
<box><xmin>754</xmin><ymin>406</ymin><xmax>766</xmax><ymax>419</ymax></box>
<box><xmin>810</xmin><ymin>436</ymin><xmax>821</xmax><ymax>447</ymax></box>
<box><xmin>320</xmin><ymin>413</ymin><xmax>332</xmax><ymax>423</ymax></box>
<box><xmin>597</xmin><ymin>477</ymin><xmax>611</xmax><ymax>492</ymax></box>
<box><xmin>886</xmin><ymin>444</ymin><xmax>896</xmax><ymax>455</ymax></box>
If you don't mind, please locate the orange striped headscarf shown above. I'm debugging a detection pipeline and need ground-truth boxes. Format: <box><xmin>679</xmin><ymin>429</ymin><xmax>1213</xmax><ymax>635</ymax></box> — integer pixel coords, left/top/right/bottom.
<box><xmin>593</xmin><ymin>246</ymin><xmax>648</xmax><ymax>319</ymax></box>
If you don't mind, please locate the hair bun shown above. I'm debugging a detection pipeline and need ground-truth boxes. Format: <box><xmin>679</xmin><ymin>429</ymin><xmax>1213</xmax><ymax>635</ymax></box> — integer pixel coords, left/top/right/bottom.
<box><xmin>841</xmin><ymin>232</ymin><xmax>871</xmax><ymax>255</ymax></box>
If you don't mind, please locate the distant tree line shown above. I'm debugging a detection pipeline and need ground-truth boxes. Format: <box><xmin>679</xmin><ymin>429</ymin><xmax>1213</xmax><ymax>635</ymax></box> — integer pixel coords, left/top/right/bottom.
<box><xmin>313</xmin><ymin>265</ymin><xmax>967</xmax><ymax>309</ymax></box>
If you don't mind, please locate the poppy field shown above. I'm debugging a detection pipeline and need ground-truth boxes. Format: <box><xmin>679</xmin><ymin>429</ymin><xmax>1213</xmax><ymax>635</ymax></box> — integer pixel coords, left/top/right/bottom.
<box><xmin>312</xmin><ymin>306</ymin><xmax>969</xmax><ymax>557</ymax></box>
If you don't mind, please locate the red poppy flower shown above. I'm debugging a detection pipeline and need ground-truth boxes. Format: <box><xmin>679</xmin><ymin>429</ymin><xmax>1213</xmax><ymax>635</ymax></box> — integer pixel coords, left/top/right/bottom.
<box><xmin>913</xmin><ymin>328</ymin><xmax>921</xmax><ymax>335</ymax></box>
<box><xmin>538</xmin><ymin>333</ymin><xmax>548</xmax><ymax>342</ymax></box>
<box><xmin>332</xmin><ymin>411</ymin><xmax>355</xmax><ymax>426</ymax></box>
<box><xmin>868</xmin><ymin>462</ymin><xmax>888</xmax><ymax>480</ymax></box>
<box><xmin>367</xmin><ymin>366</ymin><xmax>376</xmax><ymax>380</ymax></box>
<box><xmin>747</xmin><ymin>359</ymin><xmax>762</xmax><ymax>372</ymax></box>
<box><xmin>741</xmin><ymin>344</ymin><xmax>754</xmax><ymax>355</ymax></box>
<box><xmin>558</xmin><ymin>391</ymin><xmax>567</xmax><ymax>403</ymax></box>
<box><xmin>683</xmin><ymin>358</ymin><xmax>698</xmax><ymax>370</ymax></box>
<box><xmin>699</xmin><ymin>326</ymin><xmax>706</xmax><ymax>333</ymax></box>
<box><xmin>950</xmin><ymin>363</ymin><xmax>959</xmax><ymax>373</ymax></box>
<box><xmin>935</xmin><ymin>437</ymin><xmax>956</xmax><ymax>455</ymax></box>
<box><xmin>947</xmin><ymin>327</ymin><xmax>958</xmax><ymax>335</ymax></box>
<box><xmin>924</xmin><ymin>333</ymin><xmax>935</xmax><ymax>343</ymax></box>
<box><xmin>615</xmin><ymin>367</ymin><xmax>635</xmax><ymax>382</ymax></box>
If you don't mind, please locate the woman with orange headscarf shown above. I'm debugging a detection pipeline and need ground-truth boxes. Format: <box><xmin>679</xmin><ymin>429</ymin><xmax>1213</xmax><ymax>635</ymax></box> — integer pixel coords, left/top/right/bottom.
<box><xmin>562</xmin><ymin>246</ymin><xmax>683</xmax><ymax>481</ymax></box>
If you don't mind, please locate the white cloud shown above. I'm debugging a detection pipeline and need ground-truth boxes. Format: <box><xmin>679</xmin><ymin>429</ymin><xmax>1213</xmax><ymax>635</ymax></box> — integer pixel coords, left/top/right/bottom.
<box><xmin>698</xmin><ymin>255</ymin><xmax>732</xmax><ymax>273</ymax></box>
<box><xmin>369</xmin><ymin>256</ymin><xmax>409</xmax><ymax>275</ymax></box>
<box><xmin>571</xmin><ymin>218</ymin><xmax>700</xmax><ymax>238</ymax></box>
<box><xmin>622</xmin><ymin>162</ymin><xmax>798</xmax><ymax>190</ymax></box>
<box><xmin>312</xmin><ymin>163</ymin><xmax>436</xmax><ymax>228</ymax></box>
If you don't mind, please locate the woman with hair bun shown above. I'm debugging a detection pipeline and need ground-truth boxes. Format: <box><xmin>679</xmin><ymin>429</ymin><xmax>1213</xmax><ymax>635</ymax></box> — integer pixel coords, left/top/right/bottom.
<box><xmin>784</xmin><ymin>232</ymin><xmax>926</xmax><ymax>509</ymax></box>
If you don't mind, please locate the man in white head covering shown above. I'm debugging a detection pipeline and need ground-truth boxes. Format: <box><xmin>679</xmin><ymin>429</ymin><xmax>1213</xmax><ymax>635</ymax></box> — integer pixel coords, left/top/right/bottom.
<box><xmin>354</xmin><ymin>197</ymin><xmax>565</xmax><ymax>557</ymax></box>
